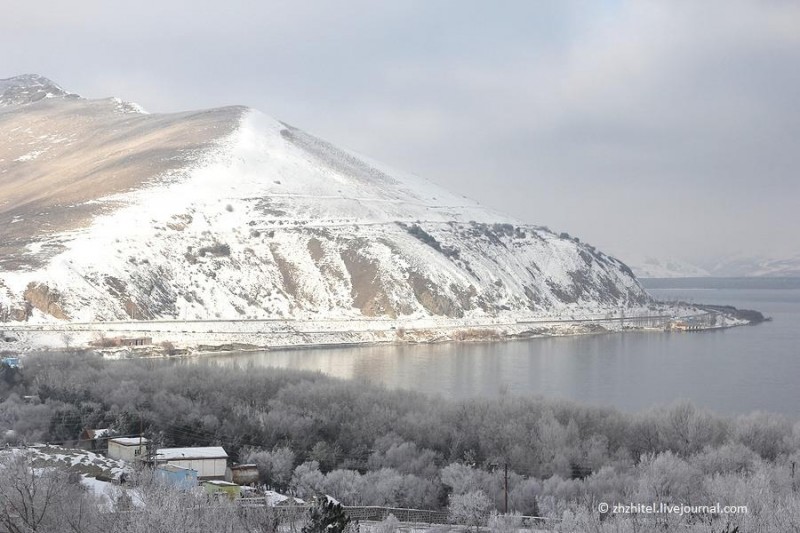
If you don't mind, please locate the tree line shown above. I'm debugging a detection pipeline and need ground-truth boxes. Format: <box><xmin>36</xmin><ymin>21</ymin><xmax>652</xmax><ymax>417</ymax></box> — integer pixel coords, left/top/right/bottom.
<box><xmin>2</xmin><ymin>351</ymin><xmax>800</xmax><ymax>531</ymax></box>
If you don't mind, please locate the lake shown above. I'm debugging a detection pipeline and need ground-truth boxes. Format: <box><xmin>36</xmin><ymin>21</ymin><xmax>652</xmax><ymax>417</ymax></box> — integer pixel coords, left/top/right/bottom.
<box><xmin>200</xmin><ymin>278</ymin><xmax>800</xmax><ymax>416</ymax></box>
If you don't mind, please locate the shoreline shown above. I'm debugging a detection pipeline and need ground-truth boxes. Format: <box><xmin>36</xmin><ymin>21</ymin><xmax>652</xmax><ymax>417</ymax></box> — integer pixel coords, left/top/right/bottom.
<box><xmin>0</xmin><ymin>304</ymin><xmax>760</xmax><ymax>359</ymax></box>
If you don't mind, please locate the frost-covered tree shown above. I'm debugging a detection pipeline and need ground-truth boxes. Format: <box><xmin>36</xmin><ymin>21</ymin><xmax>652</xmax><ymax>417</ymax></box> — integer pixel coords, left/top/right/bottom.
<box><xmin>321</xmin><ymin>470</ymin><xmax>363</xmax><ymax>505</ymax></box>
<box><xmin>291</xmin><ymin>461</ymin><xmax>325</xmax><ymax>499</ymax></box>
<box><xmin>242</xmin><ymin>446</ymin><xmax>296</xmax><ymax>490</ymax></box>
<box><xmin>448</xmin><ymin>490</ymin><xmax>493</xmax><ymax>532</ymax></box>
<box><xmin>367</xmin><ymin>436</ymin><xmax>440</xmax><ymax>479</ymax></box>
<box><xmin>441</xmin><ymin>463</ymin><xmax>488</xmax><ymax>495</ymax></box>
<box><xmin>636</xmin><ymin>451</ymin><xmax>705</xmax><ymax>503</ymax></box>
<box><xmin>734</xmin><ymin>411</ymin><xmax>793</xmax><ymax>460</ymax></box>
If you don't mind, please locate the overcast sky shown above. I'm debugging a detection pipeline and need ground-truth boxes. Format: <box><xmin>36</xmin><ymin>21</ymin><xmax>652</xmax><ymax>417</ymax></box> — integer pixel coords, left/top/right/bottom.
<box><xmin>3</xmin><ymin>0</ymin><xmax>798</xmax><ymax>265</ymax></box>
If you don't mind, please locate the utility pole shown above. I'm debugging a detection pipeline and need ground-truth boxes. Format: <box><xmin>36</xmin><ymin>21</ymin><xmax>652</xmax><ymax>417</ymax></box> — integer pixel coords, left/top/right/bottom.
<box><xmin>139</xmin><ymin>413</ymin><xmax>144</xmax><ymax>465</ymax></box>
<box><xmin>504</xmin><ymin>462</ymin><xmax>508</xmax><ymax>514</ymax></box>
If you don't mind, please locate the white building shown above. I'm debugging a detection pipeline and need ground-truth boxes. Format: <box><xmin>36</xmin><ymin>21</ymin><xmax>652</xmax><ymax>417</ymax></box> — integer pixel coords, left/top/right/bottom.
<box><xmin>107</xmin><ymin>437</ymin><xmax>149</xmax><ymax>461</ymax></box>
<box><xmin>154</xmin><ymin>447</ymin><xmax>228</xmax><ymax>479</ymax></box>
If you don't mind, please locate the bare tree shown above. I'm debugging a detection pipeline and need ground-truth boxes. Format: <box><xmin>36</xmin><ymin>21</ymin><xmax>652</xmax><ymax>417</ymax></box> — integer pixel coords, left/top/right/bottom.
<box><xmin>0</xmin><ymin>451</ymin><xmax>101</xmax><ymax>533</ymax></box>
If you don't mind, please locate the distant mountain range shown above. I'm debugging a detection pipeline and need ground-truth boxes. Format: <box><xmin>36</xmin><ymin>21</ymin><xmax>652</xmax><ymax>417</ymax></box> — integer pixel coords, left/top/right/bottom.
<box><xmin>629</xmin><ymin>254</ymin><xmax>800</xmax><ymax>278</ymax></box>
<box><xmin>0</xmin><ymin>74</ymin><xmax>650</xmax><ymax>324</ymax></box>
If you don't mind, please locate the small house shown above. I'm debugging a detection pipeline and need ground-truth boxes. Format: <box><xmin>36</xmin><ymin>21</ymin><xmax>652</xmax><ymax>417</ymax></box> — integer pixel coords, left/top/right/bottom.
<box><xmin>669</xmin><ymin>318</ymin><xmax>703</xmax><ymax>332</ymax></box>
<box><xmin>225</xmin><ymin>463</ymin><xmax>259</xmax><ymax>486</ymax></box>
<box><xmin>155</xmin><ymin>464</ymin><xmax>198</xmax><ymax>490</ymax></box>
<box><xmin>202</xmin><ymin>480</ymin><xmax>240</xmax><ymax>500</ymax></box>
<box><xmin>91</xmin><ymin>337</ymin><xmax>153</xmax><ymax>348</ymax></box>
<box><xmin>78</xmin><ymin>428</ymin><xmax>113</xmax><ymax>451</ymax></box>
<box><xmin>108</xmin><ymin>437</ymin><xmax>149</xmax><ymax>461</ymax></box>
<box><xmin>153</xmin><ymin>446</ymin><xmax>228</xmax><ymax>480</ymax></box>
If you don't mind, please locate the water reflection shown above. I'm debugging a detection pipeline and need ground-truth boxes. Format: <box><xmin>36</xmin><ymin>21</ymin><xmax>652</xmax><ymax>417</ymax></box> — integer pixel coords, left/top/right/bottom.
<box><xmin>199</xmin><ymin>288</ymin><xmax>800</xmax><ymax>416</ymax></box>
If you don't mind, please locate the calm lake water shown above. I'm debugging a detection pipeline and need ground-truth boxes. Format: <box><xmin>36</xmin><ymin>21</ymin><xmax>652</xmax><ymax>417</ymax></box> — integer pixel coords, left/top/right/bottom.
<box><xmin>202</xmin><ymin>279</ymin><xmax>800</xmax><ymax>416</ymax></box>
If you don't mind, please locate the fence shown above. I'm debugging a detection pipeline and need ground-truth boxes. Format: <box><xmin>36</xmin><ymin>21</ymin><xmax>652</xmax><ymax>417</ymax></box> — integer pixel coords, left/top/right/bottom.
<box><xmin>343</xmin><ymin>506</ymin><xmax>449</xmax><ymax>524</ymax></box>
<box><xmin>236</xmin><ymin>500</ymin><xmax>558</xmax><ymax>528</ymax></box>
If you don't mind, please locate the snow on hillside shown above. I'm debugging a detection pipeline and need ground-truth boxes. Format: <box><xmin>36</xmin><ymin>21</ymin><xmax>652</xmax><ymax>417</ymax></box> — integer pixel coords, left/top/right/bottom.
<box><xmin>3</xmin><ymin>445</ymin><xmax>130</xmax><ymax>479</ymax></box>
<box><xmin>0</xmin><ymin>105</ymin><xmax>651</xmax><ymax>329</ymax></box>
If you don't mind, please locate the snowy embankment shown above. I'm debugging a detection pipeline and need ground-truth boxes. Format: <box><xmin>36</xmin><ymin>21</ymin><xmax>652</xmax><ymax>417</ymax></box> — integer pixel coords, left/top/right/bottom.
<box><xmin>0</xmin><ymin>303</ymin><xmax>748</xmax><ymax>355</ymax></box>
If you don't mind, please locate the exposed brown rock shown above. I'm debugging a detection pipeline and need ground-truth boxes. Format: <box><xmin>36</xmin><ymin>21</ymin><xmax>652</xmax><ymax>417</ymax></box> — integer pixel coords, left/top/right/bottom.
<box><xmin>23</xmin><ymin>282</ymin><xmax>68</xmax><ymax>319</ymax></box>
<box><xmin>408</xmin><ymin>272</ymin><xmax>463</xmax><ymax>318</ymax></box>
<box><xmin>341</xmin><ymin>248</ymin><xmax>398</xmax><ymax>318</ymax></box>
<box><xmin>307</xmin><ymin>237</ymin><xmax>325</xmax><ymax>263</ymax></box>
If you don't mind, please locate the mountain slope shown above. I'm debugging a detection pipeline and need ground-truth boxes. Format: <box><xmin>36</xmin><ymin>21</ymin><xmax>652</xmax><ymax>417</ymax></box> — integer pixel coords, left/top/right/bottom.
<box><xmin>0</xmin><ymin>75</ymin><xmax>650</xmax><ymax>324</ymax></box>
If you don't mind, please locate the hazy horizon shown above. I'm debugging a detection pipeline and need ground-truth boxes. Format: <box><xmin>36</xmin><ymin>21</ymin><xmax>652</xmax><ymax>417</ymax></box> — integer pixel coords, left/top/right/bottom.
<box><xmin>3</xmin><ymin>1</ymin><xmax>798</xmax><ymax>265</ymax></box>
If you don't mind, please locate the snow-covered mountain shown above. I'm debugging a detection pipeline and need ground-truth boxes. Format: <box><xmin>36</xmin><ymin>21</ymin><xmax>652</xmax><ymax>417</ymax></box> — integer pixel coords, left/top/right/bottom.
<box><xmin>629</xmin><ymin>253</ymin><xmax>800</xmax><ymax>278</ymax></box>
<box><xmin>627</xmin><ymin>256</ymin><xmax>710</xmax><ymax>279</ymax></box>
<box><xmin>0</xmin><ymin>74</ymin><xmax>650</xmax><ymax>324</ymax></box>
<box><xmin>701</xmin><ymin>255</ymin><xmax>800</xmax><ymax>278</ymax></box>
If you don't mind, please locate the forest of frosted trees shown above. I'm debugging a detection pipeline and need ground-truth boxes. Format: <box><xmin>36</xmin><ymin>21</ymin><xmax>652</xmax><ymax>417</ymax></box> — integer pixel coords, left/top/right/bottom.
<box><xmin>2</xmin><ymin>352</ymin><xmax>800</xmax><ymax>532</ymax></box>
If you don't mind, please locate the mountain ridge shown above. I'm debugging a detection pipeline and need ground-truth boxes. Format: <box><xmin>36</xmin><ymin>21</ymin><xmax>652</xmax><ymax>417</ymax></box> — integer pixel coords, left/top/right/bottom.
<box><xmin>630</xmin><ymin>254</ymin><xmax>800</xmax><ymax>278</ymax></box>
<box><xmin>2</xmin><ymin>75</ymin><xmax>656</xmax><ymax>332</ymax></box>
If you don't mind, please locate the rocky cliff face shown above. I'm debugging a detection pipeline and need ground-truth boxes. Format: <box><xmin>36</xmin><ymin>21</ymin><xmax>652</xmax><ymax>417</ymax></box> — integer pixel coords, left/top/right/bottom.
<box><xmin>0</xmin><ymin>75</ymin><xmax>650</xmax><ymax>323</ymax></box>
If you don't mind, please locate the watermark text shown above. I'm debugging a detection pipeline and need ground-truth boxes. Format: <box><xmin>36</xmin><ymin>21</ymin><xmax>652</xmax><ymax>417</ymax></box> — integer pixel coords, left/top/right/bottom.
<box><xmin>597</xmin><ymin>502</ymin><xmax>748</xmax><ymax>516</ymax></box>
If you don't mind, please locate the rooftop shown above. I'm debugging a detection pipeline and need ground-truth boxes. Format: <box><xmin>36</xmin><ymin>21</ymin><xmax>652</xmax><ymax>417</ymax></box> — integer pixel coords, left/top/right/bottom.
<box><xmin>110</xmin><ymin>437</ymin><xmax>149</xmax><ymax>446</ymax></box>
<box><xmin>204</xmin><ymin>480</ymin><xmax>238</xmax><ymax>487</ymax></box>
<box><xmin>155</xmin><ymin>446</ymin><xmax>228</xmax><ymax>460</ymax></box>
<box><xmin>265</xmin><ymin>490</ymin><xmax>305</xmax><ymax>506</ymax></box>
<box><xmin>157</xmin><ymin>464</ymin><xmax>198</xmax><ymax>474</ymax></box>
<box><xmin>84</xmin><ymin>428</ymin><xmax>111</xmax><ymax>439</ymax></box>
